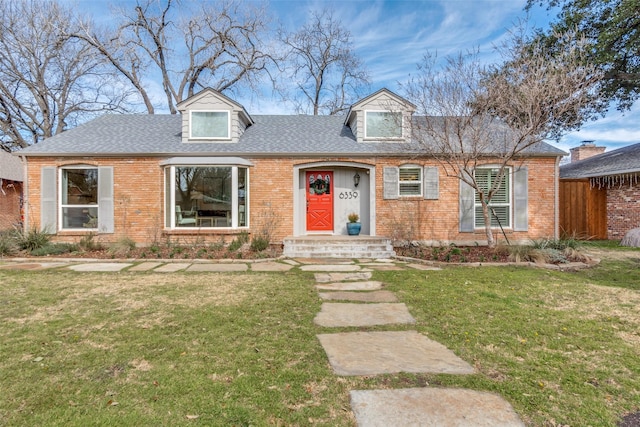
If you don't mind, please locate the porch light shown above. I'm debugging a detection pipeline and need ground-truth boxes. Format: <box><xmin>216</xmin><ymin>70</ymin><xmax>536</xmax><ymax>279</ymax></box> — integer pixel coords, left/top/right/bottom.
<box><xmin>353</xmin><ymin>172</ymin><xmax>360</xmax><ymax>188</ymax></box>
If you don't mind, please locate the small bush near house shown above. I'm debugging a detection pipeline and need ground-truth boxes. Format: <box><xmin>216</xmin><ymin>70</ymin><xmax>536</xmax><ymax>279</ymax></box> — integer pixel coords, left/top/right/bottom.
<box><xmin>250</xmin><ymin>234</ymin><xmax>270</xmax><ymax>252</ymax></box>
<box><xmin>15</xmin><ymin>228</ymin><xmax>51</xmax><ymax>251</ymax></box>
<box><xmin>108</xmin><ymin>236</ymin><xmax>136</xmax><ymax>257</ymax></box>
<box><xmin>228</xmin><ymin>231</ymin><xmax>250</xmax><ymax>252</ymax></box>
<box><xmin>0</xmin><ymin>230</ymin><xmax>17</xmax><ymax>255</ymax></box>
<box><xmin>78</xmin><ymin>232</ymin><xmax>103</xmax><ymax>252</ymax></box>
<box><xmin>30</xmin><ymin>243</ymin><xmax>78</xmax><ymax>256</ymax></box>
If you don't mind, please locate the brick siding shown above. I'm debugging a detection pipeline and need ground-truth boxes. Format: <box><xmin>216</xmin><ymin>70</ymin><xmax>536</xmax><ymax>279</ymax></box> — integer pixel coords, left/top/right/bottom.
<box><xmin>24</xmin><ymin>156</ymin><xmax>559</xmax><ymax>246</ymax></box>
<box><xmin>607</xmin><ymin>182</ymin><xmax>640</xmax><ymax>239</ymax></box>
<box><xmin>0</xmin><ymin>180</ymin><xmax>22</xmax><ymax>230</ymax></box>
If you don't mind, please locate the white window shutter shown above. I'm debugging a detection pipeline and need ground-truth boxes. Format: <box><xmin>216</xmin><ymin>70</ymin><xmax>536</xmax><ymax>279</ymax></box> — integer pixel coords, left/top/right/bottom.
<box><xmin>423</xmin><ymin>166</ymin><xmax>439</xmax><ymax>200</ymax></box>
<box><xmin>513</xmin><ymin>166</ymin><xmax>528</xmax><ymax>231</ymax></box>
<box><xmin>98</xmin><ymin>167</ymin><xmax>114</xmax><ymax>233</ymax></box>
<box><xmin>40</xmin><ymin>167</ymin><xmax>57</xmax><ymax>233</ymax></box>
<box><xmin>459</xmin><ymin>178</ymin><xmax>475</xmax><ymax>232</ymax></box>
<box><xmin>383</xmin><ymin>167</ymin><xmax>399</xmax><ymax>200</ymax></box>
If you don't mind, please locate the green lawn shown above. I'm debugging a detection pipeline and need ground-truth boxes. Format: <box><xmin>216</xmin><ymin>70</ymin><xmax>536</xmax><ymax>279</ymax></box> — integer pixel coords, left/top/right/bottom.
<box><xmin>1</xmin><ymin>254</ymin><xmax>639</xmax><ymax>426</ymax></box>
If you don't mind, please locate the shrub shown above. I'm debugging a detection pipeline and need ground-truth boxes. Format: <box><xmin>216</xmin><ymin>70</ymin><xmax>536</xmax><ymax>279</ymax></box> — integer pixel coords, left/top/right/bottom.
<box><xmin>0</xmin><ymin>230</ymin><xmax>17</xmax><ymax>255</ymax></box>
<box><xmin>250</xmin><ymin>235</ymin><xmax>270</xmax><ymax>252</ymax></box>
<box><xmin>228</xmin><ymin>231</ymin><xmax>250</xmax><ymax>252</ymax></box>
<box><xmin>16</xmin><ymin>228</ymin><xmax>51</xmax><ymax>251</ymax></box>
<box><xmin>108</xmin><ymin>237</ymin><xmax>136</xmax><ymax>256</ymax></box>
<box><xmin>78</xmin><ymin>232</ymin><xmax>103</xmax><ymax>252</ymax></box>
<box><xmin>30</xmin><ymin>243</ymin><xmax>77</xmax><ymax>256</ymax></box>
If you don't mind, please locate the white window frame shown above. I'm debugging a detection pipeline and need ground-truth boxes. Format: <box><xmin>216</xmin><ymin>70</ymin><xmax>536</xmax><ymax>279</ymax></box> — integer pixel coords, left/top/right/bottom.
<box><xmin>398</xmin><ymin>165</ymin><xmax>422</xmax><ymax>196</ymax></box>
<box><xmin>474</xmin><ymin>166</ymin><xmax>512</xmax><ymax>229</ymax></box>
<box><xmin>59</xmin><ymin>166</ymin><xmax>99</xmax><ymax>231</ymax></box>
<box><xmin>189</xmin><ymin>110</ymin><xmax>231</xmax><ymax>140</ymax></box>
<box><xmin>364</xmin><ymin>110</ymin><xmax>403</xmax><ymax>139</ymax></box>
<box><xmin>165</xmin><ymin>165</ymin><xmax>249</xmax><ymax>229</ymax></box>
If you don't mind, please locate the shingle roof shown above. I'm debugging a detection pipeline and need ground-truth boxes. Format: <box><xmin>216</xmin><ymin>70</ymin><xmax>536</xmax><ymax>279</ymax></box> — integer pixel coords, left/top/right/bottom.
<box><xmin>16</xmin><ymin>113</ymin><xmax>565</xmax><ymax>157</ymax></box>
<box><xmin>0</xmin><ymin>149</ymin><xmax>23</xmax><ymax>181</ymax></box>
<box><xmin>560</xmin><ymin>142</ymin><xmax>640</xmax><ymax>179</ymax></box>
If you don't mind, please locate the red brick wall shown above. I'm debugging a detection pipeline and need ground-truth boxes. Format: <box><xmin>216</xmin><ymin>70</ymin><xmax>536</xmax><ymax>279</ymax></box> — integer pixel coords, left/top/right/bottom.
<box><xmin>24</xmin><ymin>156</ymin><xmax>559</xmax><ymax>246</ymax></box>
<box><xmin>0</xmin><ymin>180</ymin><xmax>22</xmax><ymax>230</ymax></box>
<box><xmin>607</xmin><ymin>182</ymin><xmax>640</xmax><ymax>239</ymax></box>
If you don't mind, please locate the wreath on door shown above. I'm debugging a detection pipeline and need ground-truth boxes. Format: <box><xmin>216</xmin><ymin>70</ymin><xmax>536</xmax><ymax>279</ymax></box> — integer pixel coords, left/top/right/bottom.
<box><xmin>312</xmin><ymin>178</ymin><xmax>328</xmax><ymax>195</ymax></box>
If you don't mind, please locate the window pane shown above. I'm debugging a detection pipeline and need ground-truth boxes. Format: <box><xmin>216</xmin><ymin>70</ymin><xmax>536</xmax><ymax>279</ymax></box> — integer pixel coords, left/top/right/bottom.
<box><xmin>62</xmin><ymin>169</ymin><xmax>97</xmax><ymax>204</ymax></box>
<box><xmin>399</xmin><ymin>167</ymin><xmax>421</xmax><ymax>181</ymax></box>
<box><xmin>62</xmin><ymin>206</ymin><xmax>98</xmax><ymax>229</ymax></box>
<box><xmin>176</xmin><ymin>166</ymin><xmax>232</xmax><ymax>227</ymax></box>
<box><xmin>191</xmin><ymin>111</ymin><xmax>229</xmax><ymax>138</ymax></box>
<box><xmin>400</xmin><ymin>183</ymin><xmax>421</xmax><ymax>196</ymax></box>
<box><xmin>366</xmin><ymin>112</ymin><xmax>402</xmax><ymax>138</ymax></box>
<box><xmin>238</xmin><ymin>168</ymin><xmax>247</xmax><ymax>227</ymax></box>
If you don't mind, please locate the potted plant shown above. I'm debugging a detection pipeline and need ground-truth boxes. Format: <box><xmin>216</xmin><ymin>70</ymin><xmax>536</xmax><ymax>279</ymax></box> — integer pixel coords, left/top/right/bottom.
<box><xmin>346</xmin><ymin>213</ymin><xmax>361</xmax><ymax>236</ymax></box>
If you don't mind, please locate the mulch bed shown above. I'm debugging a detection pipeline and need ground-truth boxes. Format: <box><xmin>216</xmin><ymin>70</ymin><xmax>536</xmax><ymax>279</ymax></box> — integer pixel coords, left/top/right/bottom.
<box><xmin>396</xmin><ymin>245</ymin><xmax>512</xmax><ymax>263</ymax></box>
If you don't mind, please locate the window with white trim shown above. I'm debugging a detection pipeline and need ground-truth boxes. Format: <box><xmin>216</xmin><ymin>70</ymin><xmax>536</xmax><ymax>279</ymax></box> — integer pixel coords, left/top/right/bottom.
<box><xmin>190</xmin><ymin>111</ymin><xmax>230</xmax><ymax>139</ymax></box>
<box><xmin>365</xmin><ymin>111</ymin><xmax>402</xmax><ymax>138</ymax></box>
<box><xmin>399</xmin><ymin>165</ymin><xmax>422</xmax><ymax>196</ymax></box>
<box><xmin>166</xmin><ymin>165</ymin><xmax>248</xmax><ymax>228</ymax></box>
<box><xmin>60</xmin><ymin>167</ymin><xmax>98</xmax><ymax>229</ymax></box>
<box><xmin>474</xmin><ymin>168</ymin><xmax>511</xmax><ymax>228</ymax></box>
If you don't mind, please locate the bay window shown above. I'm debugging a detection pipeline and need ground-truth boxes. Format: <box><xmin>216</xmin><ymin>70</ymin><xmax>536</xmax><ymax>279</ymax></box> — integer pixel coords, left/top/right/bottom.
<box><xmin>166</xmin><ymin>165</ymin><xmax>248</xmax><ymax>228</ymax></box>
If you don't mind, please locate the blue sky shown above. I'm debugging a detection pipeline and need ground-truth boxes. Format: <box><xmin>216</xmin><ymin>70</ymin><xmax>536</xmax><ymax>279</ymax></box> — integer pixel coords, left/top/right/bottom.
<box><xmin>73</xmin><ymin>0</ymin><xmax>640</xmax><ymax>154</ymax></box>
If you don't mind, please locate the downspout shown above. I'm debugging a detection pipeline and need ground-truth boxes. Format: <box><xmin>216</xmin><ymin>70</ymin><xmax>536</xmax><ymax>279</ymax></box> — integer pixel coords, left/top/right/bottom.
<box><xmin>554</xmin><ymin>155</ymin><xmax>560</xmax><ymax>239</ymax></box>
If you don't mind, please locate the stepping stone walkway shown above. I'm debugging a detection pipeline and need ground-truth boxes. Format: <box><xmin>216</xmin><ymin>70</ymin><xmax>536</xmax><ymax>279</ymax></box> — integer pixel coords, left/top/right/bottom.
<box><xmin>310</xmin><ymin>260</ymin><xmax>524</xmax><ymax>426</ymax></box>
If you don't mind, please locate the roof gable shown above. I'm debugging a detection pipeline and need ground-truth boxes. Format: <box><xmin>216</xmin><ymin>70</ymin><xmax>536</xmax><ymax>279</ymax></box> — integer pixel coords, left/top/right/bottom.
<box><xmin>345</xmin><ymin>88</ymin><xmax>416</xmax><ymax>126</ymax></box>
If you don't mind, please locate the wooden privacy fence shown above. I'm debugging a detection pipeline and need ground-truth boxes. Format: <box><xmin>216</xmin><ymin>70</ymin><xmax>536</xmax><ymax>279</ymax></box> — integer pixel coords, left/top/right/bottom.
<box><xmin>559</xmin><ymin>179</ymin><xmax>607</xmax><ymax>240</ymax></box>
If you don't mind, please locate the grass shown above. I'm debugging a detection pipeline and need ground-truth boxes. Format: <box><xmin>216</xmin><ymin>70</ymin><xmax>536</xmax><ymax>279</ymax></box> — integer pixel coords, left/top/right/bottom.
<box><xmin>1</xmin><ymin>252</ymin><xmax>639</xmax><ymax>426</ymax></box>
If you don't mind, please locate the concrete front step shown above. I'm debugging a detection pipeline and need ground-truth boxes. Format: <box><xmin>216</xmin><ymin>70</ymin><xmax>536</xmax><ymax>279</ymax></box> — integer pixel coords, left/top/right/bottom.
<box><xmin>283</xmin><ymin>236</ymin><xmax>396</xmax><ymax>259</ymax></box>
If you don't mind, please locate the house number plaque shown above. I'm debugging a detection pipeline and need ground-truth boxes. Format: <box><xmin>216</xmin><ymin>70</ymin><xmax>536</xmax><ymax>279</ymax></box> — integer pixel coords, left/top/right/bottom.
<box><xmin>339</xmin><ymin>191</ymin><xmax>358</xmax><ymax>199</ymax></box>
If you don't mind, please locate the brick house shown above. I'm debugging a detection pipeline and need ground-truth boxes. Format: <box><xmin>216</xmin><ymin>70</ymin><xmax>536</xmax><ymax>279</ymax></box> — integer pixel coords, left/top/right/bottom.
<box><xmin>16</xmin><ymin>88</ymin><xmax>565</xmax><ymax>249</ymax></box>
<box><xmin>560</xmin><ymin>142</ymin><xmax>640</xmax><ymax>240</ymax></box>
<box><xmin>0</xmin><ymin>148</ymin><xmax>23</xmax><ymax>230</ymax></box>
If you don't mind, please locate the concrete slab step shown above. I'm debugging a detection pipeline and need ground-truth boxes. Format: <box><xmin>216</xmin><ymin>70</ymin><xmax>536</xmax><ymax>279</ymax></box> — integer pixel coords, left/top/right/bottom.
<box><xmin>314</xmin><ymin>303</ymin><xmax>415</xmax><ymax>327</ymax></box>
<box><xmin>316</xmin><ymin>330</ymin><xmax>474</xmax><ymax>376</ymax></box>
<box><xmin>350</xmin><ymin>387</ymin><xmax>525</xmax><ymax>427</ymax></box>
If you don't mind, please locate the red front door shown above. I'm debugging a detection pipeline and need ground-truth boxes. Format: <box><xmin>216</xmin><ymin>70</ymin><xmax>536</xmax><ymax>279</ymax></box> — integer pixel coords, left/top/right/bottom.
<box><xmin>306</xmin><ymin>171</ymin><xmax>333</xmax><ymax>232</ymax></box>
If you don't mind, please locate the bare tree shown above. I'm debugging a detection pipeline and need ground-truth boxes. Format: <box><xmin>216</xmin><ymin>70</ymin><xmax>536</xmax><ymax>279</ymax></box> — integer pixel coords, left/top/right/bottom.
<box><xmin>280</xmin><ymin>8</ymin><xmax>370</xmax><ymax>115</ymax></box>
<box><xmin>71</xmin><ymin>0</ymin><xmax>276</xmax><ymax>114</ymax></box>
<box><xmin>404</xmin><ymin>30</ymin><xmax>603</xmax><ymax>247</ymax></box>
<box><xmin>0</xmin><ymin>0</ymin><xmax>130</xmax><ymax>150</ymax></box>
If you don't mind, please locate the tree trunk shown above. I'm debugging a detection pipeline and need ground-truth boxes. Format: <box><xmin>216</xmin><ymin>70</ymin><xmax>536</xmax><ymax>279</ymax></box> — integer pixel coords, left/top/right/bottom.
<box><xmin>481</xmin><ymin>202</ymin><xmax>496</xmax><ymax>248</ymax></box>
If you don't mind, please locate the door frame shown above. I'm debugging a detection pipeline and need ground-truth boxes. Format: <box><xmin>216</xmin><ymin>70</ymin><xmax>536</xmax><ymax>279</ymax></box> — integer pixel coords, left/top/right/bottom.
<box><xmin>293</xmin><ymin>161</ymin><xmax>376</xmax><ymax>236</ymax></box>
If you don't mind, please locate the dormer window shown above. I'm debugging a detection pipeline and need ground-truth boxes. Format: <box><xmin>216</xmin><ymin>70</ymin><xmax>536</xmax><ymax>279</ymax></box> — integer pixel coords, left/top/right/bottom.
<box><xmin>190</xmin><ymin>111</ymin><xmax>230</xmax><ymax>139</ymax></box>
<box><xmin>365</xmin><ymin>111</ymin><xmax>402</xmax><ymax>139</ymax></box>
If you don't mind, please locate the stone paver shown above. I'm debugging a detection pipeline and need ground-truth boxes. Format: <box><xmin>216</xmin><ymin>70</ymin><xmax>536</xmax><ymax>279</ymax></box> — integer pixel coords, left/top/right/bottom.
<box><xmin>294</xmin><ymin>258</ymin><xmax>354</xmax><ymax>265</ymax></box>
<box><xmin>350</xmin><ymin>388</ymin><xmax>524</xmax><ymax>427</ymax></box>
<box><xmin>315</xmin><ymin>281</ymin><xmax>383</xmax><ymax>291</ymax></box>
<box><xmin>67</xmin><ymin>263</ymin><xmax>132</xmax><ymax>272</ymax></box>
<box><xmin>300</xmin><ymin>264</ymin><xmax>361</xmax><ymax>272</ymax></box>
<box><xmin>406</xmin><ymin>263</ymin><xmax>443</xmax><ymax>271</ymax></box>
<box><xmin>250</xmin><ymin>261</ymin><xmax>293</xmax><ymax>272</ymax></box>
<box><xmin>187</xmin><ymin>263</ymin><xmax>248</xmax><ymax>272</ymax></box>
<box><xmin>318</xmin><ymin>290</ymin><xmax>398</xmax><ymax>302</ymax></box>
<box><xmin>315</xmin><ymin>302</ymin><xmax>415</xmax><ymax>327</ymax></box>
<box><xmin>153</xmin><ymin>262</ymin><xmax>191</xmax><ymax>272</ymax></box>
<box><xmin>314</xmin><ymin>272</ymin><xmax>372</xmax><ymax>283</ymax></box>
<box><xmin>360</xmin><ymin>264</ymin><xmax>404</xmax><ymax>271</ymax></box>
<box><xmin>316</xmin><ymin>331</ymin><xmax>474</xmax><ymax>376</ymax></box>
<box><xmin>129</xmin><ymin>262</ymin><xmax>164</xmax><ymax>272</ymax></box>
<box><xmin>282</xmin><ymin>259</ymin><xmax>301</xmax><ymax>266</ymax></box>
<box><xmin>0</xmin><ymin>262</ymin><xmax>69</xmax><ymax>270</ymax></box>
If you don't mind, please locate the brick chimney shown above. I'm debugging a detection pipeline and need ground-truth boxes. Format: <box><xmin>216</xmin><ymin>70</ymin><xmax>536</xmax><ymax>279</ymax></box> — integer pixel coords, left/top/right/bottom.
<box><xmin>570</xmin><ymin>141</ymin><xmax>606</xmax><ymax>163</ymax></box>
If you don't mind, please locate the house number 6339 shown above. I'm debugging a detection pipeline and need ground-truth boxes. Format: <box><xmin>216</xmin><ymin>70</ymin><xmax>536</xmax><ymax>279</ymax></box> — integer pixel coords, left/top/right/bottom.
<box><xmin>339</xmin><ymin>191</ymin><xmax>358</xmax><ymax>199</ymax></box>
